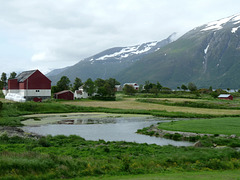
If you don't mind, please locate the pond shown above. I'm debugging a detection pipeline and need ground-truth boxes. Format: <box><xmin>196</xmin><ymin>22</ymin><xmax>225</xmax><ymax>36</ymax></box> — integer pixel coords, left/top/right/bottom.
<box><xmin>22</xmin><ymin>113</ymin><xmax>193</xmax><ymax>146</ymax></box>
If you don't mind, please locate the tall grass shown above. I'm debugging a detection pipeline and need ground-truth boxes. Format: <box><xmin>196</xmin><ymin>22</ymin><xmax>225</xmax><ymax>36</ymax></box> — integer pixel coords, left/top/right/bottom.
<box><xmin>1</xmin><ymin>135</ymin><xmax>240</xmax><ymax>179</ymax></box>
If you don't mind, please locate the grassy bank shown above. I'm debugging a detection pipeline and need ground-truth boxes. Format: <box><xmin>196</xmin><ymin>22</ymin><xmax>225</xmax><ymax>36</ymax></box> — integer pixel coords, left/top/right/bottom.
<box><xmin>135</xmin><ymin>117</ymin><xmax>240</xmax><ymax>148</ymax></box>
<box><xmin>1</xmin><ymin>135</ymin><xmax>240</xmax><ymax>179</ymax></box>
<box><xmin>157</xmin><ymin>117</ymin><xmax>240</xmax><ymax>136</ymax></box>
<box><xmin>83</xmin><ymin>170</ymin><xmax>240</xmax><ymax>180</ymax></box>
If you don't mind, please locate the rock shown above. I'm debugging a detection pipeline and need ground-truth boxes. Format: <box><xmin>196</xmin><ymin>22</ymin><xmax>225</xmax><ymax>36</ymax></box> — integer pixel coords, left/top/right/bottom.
<box><xmin>193</xmin><ymin>141</ymin><xmax>202</xmax><ymax>147</ymax></box>
<box><xmin>230</xmin><ymin>134</ymin><xmax>237</xmax><ymax>138</ymax></box>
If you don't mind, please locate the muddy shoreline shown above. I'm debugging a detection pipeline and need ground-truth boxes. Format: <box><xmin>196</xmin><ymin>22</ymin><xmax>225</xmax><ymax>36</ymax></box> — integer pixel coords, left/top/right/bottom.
<box><xmin>0</xmin><ymin>126</ymin><xmax>42</xmax><ymax>138</ymax></box>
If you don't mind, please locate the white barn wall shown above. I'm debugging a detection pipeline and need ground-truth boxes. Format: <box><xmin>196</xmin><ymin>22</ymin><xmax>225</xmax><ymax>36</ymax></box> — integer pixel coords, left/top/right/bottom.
<box><xmin>8</xmin><ymin>89</ymin><xmax>51</xmax><ymax>97</ymax></box>
<box><xmin>20</xmin><ymin>89</ymin><xmax>51</xmax><ymax>97</ymax></box>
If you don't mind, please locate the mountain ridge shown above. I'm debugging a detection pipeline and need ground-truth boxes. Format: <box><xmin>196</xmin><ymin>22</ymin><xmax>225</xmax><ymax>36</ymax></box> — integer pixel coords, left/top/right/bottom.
<box><xmin>47</xmin><ymin>34</ymin><xmax>176</xmax><ymax>85</ymax></box>
<box><xmin>116</xmin><ymin>13</ymin><xmax>240</xmax><ymax>89</ymax></box>
<box><xmin>47</xmin><ymin>13</ymin><xmax>240</xmax><ymax>89</ymax></box>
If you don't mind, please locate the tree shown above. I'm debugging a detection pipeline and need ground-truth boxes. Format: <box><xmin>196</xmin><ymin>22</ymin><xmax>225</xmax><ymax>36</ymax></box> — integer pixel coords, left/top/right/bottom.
<box><xmin>56</xmin><ymin>76</ymin><xmax>71</xmax><ymax>92</ymax></box>
<box><xmin>95</xmin><ymin>78</ymin><xmax>119</xmax><ymax>97</ymax></box>
<box><xmin>181</xmin><ymin>84</ymin><xmax>188</xmax><ymax>91</ymax></box>
<box><xmin>188</xmin><ymin>82</ymin><xmax>197</xmax><ymax>92</ymax></box>
<box><xmin>150</xmin><ymin>86</ymin><xmax>159</xmax><ymax>95</ymax></box>
<box><xmin>0</xmin><ymin>81</ymin><xmax>3</xmax><ymax>90</ymax></box>
<box><xmin>107</xmin><ymin>78</ymin><xmax>120</xmax><ymax>86</ymax></box>
<box><xmin>209</xmin><ymin>86</ymin><xmax>213</xmax><ymax>92</ymax></box>
<box><xmin>83</xmin><ymin>78</ymin><xmax>96</xmax><ymax>96</ymax></box>
<box><xmin>95</xmin><ymin>78</ymin><xmax>107</xmax><ymax>97</ymax></box>
<box><xmin>9</xmin><ymin>72</ymin><xmax>17</xmax><ymax>79</ymax></box>
<box><xmin>144</xmin><ymin>81</ymin><xmax>151</xmax><ymax>93</ymax></box>
<box><xmin>1</xmin><ymin>72</ymin><xmax>7</xmax><ymax>87</ymax></box>
<box><xmin>105</xmin><ymin>78</ymin><xmax>119</xmax><ymax>97</ymax></box>
<box><xmin>123</xmin><ymin>84</ymin><xmax>137</xmax><ymax>95</ymax></box>
<box><xmin>95</xmin><ymin>78</ymin><xmax>106</xmax><ymax>88</ymax></box>
<box><xmin>156</xmin><ymin>82</ymin><xmax>162</xmax><ymax>91</ymax></box>
<box><xmin>51</xmin><ymin>86</ymin><xmax>59</xmax><ymax>94</ymax></box>
<box><xmin>72</xmin><ymin>77</ymin><xmax>83</xmax><ymax>91</ymax></box>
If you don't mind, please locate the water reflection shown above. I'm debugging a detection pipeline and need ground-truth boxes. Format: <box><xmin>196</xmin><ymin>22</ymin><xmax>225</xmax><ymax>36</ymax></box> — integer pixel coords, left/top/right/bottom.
<box><xmin>23</xmin><ymin>117</ymin><xmax>193</xmax><ymax>146</ymax></box>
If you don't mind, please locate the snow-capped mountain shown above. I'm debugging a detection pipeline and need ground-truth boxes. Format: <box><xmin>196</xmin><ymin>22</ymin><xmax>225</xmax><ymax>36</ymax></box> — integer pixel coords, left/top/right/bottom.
<box><xmin>200</xmin><ymin>13</ymin><xmax>240</xmax><ymax>32</ymax></box>
<box><xmin>89</xmin><ymin>41</ymin><xmax>164</xmax><ymax>62</ymax></box>
<box><xmin>47</xmin><ymin>34</ymin><xmax>175</xmax><ymax>85</ymax></box>
<box><xmin>116</xmin><ymin>13</ymin><xmax>240</xmax><ymax>89</ymax></box>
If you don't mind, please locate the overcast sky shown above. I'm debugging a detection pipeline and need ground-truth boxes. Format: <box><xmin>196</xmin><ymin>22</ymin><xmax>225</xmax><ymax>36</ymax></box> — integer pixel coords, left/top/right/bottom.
<box><xmin>1</xmin><ymin>0</ymin><xmax>240</xmax><ymax>76</ymax></box>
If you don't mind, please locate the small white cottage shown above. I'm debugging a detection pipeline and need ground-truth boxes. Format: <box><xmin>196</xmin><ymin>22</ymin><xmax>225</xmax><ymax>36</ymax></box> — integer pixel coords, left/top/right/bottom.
<box><xmin>74</xmin><ymin>86</ymin><xmax>89</xmax><ymax>99</ymax></box>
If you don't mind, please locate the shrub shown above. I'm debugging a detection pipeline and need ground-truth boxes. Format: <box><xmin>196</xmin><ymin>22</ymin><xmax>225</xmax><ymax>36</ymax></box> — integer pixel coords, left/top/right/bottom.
<box><xmin>210</xmin><ymin>91</ymin><xmax>219</xmax><ymax>98</ymax></box>
<box><xmin>172</xmin><ymin>133</ymin><xmax>182</xmax><ymax>141</ymax></box>
<box><xmin>38</xmin><ymin>137</ymin><xmax>51</xmax><ymax>147</ymax></box>
<box><xmin>91</xmin><ymin>96</ymin><xmax>116</xmax><ymax>101</ymax></box>
<box><xmin>0</xmin><ymin>101</ymin><xmax>2</xmax><ymax>110</ymax></box>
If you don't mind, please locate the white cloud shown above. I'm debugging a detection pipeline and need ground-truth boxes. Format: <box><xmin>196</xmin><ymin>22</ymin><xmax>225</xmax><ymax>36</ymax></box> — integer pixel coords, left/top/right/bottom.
<box><xmin>31</xmin><ymin>52</ymin><xmax>47</xmax><ymax>62</ymax></box>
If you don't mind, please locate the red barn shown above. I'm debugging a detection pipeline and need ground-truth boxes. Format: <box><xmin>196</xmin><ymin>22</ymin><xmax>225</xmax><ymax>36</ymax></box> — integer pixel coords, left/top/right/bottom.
<box><xmin>7</xmin><ymin>70</ymin><xmax>51</xmax><ymax>102</ymax></box>
<box><xmin>218</xmin><ymin>94</ymin><xmax>233</xmax><ymax>100</ymax></box>
<box><xmin>54</xmin><ymin>90</ymin><xmax>74</xmax><ymax>100</ymax></box>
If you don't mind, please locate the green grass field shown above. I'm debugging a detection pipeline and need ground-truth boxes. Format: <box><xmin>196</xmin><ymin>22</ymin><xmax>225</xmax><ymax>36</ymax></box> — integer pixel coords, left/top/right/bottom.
<box><xmin>1</xmin><ymin>96</ymin><xmax>240</xmax><ymax>179</ymax></box>
<box><xmin>157</xmin><ymin>117</ymin><xmax>240</xmax><ymax>136</ymax></box>
<box><xmin>82</xmin><ymin>170</ymin><xmax>240</xmax><ymax>180</ymax></box>
<box><xmin>62</xmin><ymin>98</ymin><xmax>240</xmax><ymax>116</ymax></box>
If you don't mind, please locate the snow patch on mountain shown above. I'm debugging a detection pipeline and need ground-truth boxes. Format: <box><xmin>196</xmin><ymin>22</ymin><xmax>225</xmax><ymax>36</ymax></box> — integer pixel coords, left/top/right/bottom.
<box><xmin>201</xmin><ymin>14</ymin><xmax>240</xmax><ymax>32</ymax></box>
<box><xmin>232</xmin><ymin>15</ymin><xmax>240</xmax><ymax>22</ymax></box>
<box><xmin>232</xmin><ymin>26</ymin><xmax>240</xmax><ymax>33</ymax></box>
<box><xmin>95</xmin><ymin>41</ymin><xmax>158</xmax><ymax>61</ymax></box>
<box><xmin>201</xmin><ymin>16</ymin><xmax>234</xmax><ymax>31</ymax></box>
<box><xmin>204</xmin><ymin>44</ymin><xmax>210</xmax><ymax>54</ymax></box>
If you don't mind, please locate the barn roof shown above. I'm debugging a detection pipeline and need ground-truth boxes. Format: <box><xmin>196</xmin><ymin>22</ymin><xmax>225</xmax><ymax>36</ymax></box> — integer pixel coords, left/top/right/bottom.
<box><xmin>54</xmin><ymin>90</ymin><xmax>74</xmax><ymax>95</ymax></box>
<box><xmin>123</xmin><ymin>83</ymin><xmax>139</xmax><ymax>86</ymax></box>
<box><xmin>218</xmin><ymin>94</ymin><xmax>232</xmax><ymax>98</ymax></box>
<box><xmin>16</xmin><ymin>70</ymin><xmax>36</xmax><ymax>82</ymax></box>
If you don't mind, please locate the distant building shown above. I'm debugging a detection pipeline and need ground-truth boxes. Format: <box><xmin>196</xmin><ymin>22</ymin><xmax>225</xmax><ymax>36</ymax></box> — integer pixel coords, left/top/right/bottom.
<box><xmin>2</xmin><ymin>87</ymin><xmax>7</xmax><ymax>96</ymax></box>
<box><xmin>115</xmin><ymin>85</ymin><xmax>122</xmax><ymax>92</ymax></box>
<box><xmin>54</xmin><ymin>90</ymin><xmax>74</xmax><ymax>100</ymax></box>
<box><xmin>123</xmin><ymin>83</ymin><xmax>139</xmax><ymax>90</ymax></box>
<box><xmin>218</xmin><ymin>94</ymin><xmax>233</xmax><ymax>100</ymax></box>
<box><xmin>6</xmin><ymin>70</ymin><xmax>51</xmax><ymax>102</ymax></box>
<box><xmin>74</xmin><ymin>86</ymin><xmax>91</xmax><ymax>99</ymax></box>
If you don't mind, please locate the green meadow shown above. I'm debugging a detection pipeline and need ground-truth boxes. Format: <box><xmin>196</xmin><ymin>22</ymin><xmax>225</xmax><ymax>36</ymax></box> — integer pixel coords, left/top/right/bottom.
<box><xmin>157</xmin><ymin>117</ymin><xmax>240</xmax><ymax>136</ymax></box>
<box><xmin>1</xmin><ymin>94</ymin><xmax>240</xmax><ymax>179</ymax></box>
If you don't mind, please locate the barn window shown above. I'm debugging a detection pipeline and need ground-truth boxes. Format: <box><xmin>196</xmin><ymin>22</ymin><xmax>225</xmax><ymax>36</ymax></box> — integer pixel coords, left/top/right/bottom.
<box><xmin>36</xmin><ymin>90</ymin><xmax>40</xmax><ymax>92</ymax></box>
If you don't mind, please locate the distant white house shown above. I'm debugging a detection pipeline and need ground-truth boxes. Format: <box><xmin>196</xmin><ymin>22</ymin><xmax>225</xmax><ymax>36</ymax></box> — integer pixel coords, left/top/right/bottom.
<box><xmin>74</xmin><ymin>86</ymin><xmax>89</xmax><ymax>99</ymax></box>
<box><xmin>115</xmin><ymin>85</ymin><xmax>122</xmax><ymax>91</ymax></box>
<box><xmin>123</xmin><ymin>83</ymin><xmax>139</xmax><ymax>90</ymax></box>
